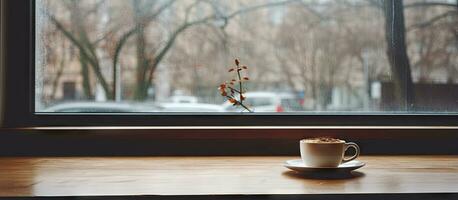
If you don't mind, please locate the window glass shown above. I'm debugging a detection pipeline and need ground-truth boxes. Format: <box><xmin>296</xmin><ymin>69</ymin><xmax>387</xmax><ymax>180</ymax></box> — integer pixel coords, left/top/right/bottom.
<box><xmin>35</xmin><ymin>0</ymin><xmax>458</xmax><ymax>113</ymax></box>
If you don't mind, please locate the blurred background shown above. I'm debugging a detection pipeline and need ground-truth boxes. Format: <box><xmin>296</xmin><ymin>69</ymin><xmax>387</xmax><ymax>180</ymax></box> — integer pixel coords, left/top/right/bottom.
<box><xmin>35</xmin><ymin>0</ymin><xmax>458</xmax><ymax>113</ymax></box>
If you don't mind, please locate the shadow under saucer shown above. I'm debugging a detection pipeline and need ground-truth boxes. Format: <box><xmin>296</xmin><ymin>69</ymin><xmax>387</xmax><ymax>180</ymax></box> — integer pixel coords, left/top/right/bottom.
<box><xmin>282</xmin><ymin>170</ymin><xmax>365</xmax><ymax>180</ymax></box>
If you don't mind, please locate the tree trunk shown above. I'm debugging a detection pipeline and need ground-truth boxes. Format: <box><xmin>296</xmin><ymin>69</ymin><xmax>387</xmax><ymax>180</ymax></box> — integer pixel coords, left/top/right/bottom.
<box><xmin>80</xmin><ymin>55</ymin><xmax>93</xmax><ymax>99</ymax></box>
<box><xmin>51</xmin><ymin>41</ymin><xmax>67</xmax><ymax>100</ymax></box>
<box><xmin>133</xmin><ymin>0</ymin><xmax>149</xmax><ymax>101</ymax></box>
<box><xmin>383</xmin><ymin>0</ymin><xmax>415</xmax><ymax>110</ymax></box>
<box><xmin>134</xmin><ymin>26</ymin><xmax>149</xmax><ymax>100</ymax></box>
<box><xmin>69</xmin><ymin>2</ymin><xmax>93</xmax><ymax>100</ymax></box>
<box><xmin>68</xmin><ymin>0</ymin><xmax>112</xmax><ymax>100</ymax></box>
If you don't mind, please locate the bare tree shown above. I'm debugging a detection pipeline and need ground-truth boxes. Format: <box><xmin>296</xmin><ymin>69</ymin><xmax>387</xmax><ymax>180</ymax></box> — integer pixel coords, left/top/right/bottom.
<box><xmin>383</xmin><ymin>0</ymin><xmax>415</xmax><ymax>110</ymax></box>
<box><xmin>40</xmin><ymin>0</ymin><xmax>457</xmax><ymax>111</ymax></box>
<box><xmin>126</xmin><ymin>0</ymin><xmax>302</xmax><ymax>100</ymax></box>
<box><xmin>49</xmin><ymin>1</ymin><xmax>111</xmax><ymax>99</ymax></box>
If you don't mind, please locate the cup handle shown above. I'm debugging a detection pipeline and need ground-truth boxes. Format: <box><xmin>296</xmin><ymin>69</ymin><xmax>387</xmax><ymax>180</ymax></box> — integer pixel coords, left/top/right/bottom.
<box><xmin>342</xmin><ymin>142</ymin><xmax>360</xmax><ymax>163</ymax></box>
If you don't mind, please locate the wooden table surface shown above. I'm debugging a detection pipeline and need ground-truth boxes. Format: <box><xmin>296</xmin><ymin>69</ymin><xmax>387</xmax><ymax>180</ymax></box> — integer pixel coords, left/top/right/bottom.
<box><xmin>0</xmin><ymin>156</ymin><xmax>457</xmax><ymax>197</ymax></box>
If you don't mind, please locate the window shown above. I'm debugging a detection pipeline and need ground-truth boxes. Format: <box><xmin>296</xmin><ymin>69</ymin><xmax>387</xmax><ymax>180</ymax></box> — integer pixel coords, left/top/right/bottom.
<box><xmin>34</xmin><ymin>0</ymin><xmax>458</xmax><ymax>114</ymax></box>
<box><xmin>2</xmin><ymin>1</ymin><xmax>458</xmax><ymax>157</ymax></box>
<box><xmin>2</xmin><ymin>0</ymin><xmax>458</xmax><ymax>127</ymax></box>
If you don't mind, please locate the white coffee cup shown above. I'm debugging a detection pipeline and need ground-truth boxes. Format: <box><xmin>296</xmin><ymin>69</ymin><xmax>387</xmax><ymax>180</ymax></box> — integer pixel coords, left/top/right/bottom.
<box><xmin>300</xmin><ymin>138</ymin><xmax>360</xmax><ymax>167</ymax></box>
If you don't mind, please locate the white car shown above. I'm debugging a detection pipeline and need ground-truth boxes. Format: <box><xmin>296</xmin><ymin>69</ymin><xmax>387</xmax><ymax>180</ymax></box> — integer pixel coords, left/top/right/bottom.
<box><xmin>169</xmin><ymin>95</ymin><xmax>198</xmax><ymax>104</ymax></box>
<box><xmin>222</xmin><ymin>92</ymin><xmax>304</xmax><ymax>112</ymax></box>
<box><xmin>43</xmin><ymin>102</ymin><xmax>160</xmax><ymax>113</ymax></box>
<box><xmin>159</xmin><ymin>103</ymin><xmax>225</xmax><ymax>112</ymax></box>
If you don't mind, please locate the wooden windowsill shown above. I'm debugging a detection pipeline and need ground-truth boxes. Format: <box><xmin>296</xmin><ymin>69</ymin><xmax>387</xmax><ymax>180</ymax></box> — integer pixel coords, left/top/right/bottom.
<box><xmin>0</xmin><ymin>156</ymin><xmax>457</xmax><ymax>197</ymax></box>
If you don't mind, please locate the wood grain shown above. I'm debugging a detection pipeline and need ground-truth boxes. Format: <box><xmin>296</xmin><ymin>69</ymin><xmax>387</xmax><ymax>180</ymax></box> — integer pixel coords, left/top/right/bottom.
<box><xmin>0</xmin><ymin>156</ymin><xmax>457</xmax><ymax>197</ymax></box>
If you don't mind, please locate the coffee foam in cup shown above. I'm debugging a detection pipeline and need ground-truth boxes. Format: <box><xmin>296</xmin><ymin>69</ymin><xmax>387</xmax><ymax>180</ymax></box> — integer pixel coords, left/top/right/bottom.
<box><xmin>301</xmin><ymin>137</ymin><xmax>344</xmax><ymax>144</ymax></box>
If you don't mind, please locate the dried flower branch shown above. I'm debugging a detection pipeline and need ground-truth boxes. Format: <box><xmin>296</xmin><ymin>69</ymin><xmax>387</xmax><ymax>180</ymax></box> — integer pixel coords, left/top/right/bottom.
<box><xmin>218</xmin><ymin>59</ymin><xmax>253</xmax><ymax>112</ymax></box>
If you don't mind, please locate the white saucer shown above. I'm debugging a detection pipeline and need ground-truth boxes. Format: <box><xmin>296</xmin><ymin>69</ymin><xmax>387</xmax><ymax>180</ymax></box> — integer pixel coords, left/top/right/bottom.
<box><xmin>284</xmin><ymin>159</ymin><xmax>365</xmax><ymax>173</ymax></box>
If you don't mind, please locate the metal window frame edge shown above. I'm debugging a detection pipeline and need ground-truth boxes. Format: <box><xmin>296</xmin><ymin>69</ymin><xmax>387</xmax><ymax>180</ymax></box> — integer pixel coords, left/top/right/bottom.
<box><xmin>1</xmin><ymin>0</ymin><xmax>458</xmax><ymax>128</ymax></box>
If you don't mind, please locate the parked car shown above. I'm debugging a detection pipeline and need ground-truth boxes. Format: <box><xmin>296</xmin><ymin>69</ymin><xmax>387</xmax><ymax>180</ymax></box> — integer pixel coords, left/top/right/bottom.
<box><xmin>169</xmin><ymin>95</ymin><xmax>198</xmax><ymax>104</ymax></box>
<box><xmin>222</xmin><ymin>92</ymin><xmax>304</xmax><ymax>112</ymax></box>
<box><xmin>159</xmin><ymin>103</ymin><xmax>225</xmax><ymax>112</ymax></box>
<box><xmin>43</xmin><ymin>102</ymin><xmax>160</xmax><ymax>113</ymax></box>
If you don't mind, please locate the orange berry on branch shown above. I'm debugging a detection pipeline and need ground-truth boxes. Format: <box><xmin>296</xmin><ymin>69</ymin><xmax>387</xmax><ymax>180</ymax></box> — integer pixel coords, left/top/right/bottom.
<box><xmin>229</xmin><ymin>98</ymin><xmax>237</xmax><ymax>104</ymax></box>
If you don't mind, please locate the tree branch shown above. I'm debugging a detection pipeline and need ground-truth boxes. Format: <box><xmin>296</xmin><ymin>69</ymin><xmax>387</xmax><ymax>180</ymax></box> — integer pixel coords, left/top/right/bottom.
<box><xmin>404</xmin><ymin>2</ymin><xmax>457</xmax><ymax>9</ymax></box>
<box><xmin>112</xmin><ymin>28</ymin><xmax>137</xmax><ymax>96</ymax></box>
<box><xmin>141</xmin><ymin>0</ymin><xmax>177</xmax><ymax>25</ymax></box>
<box><xmin>366</xmin><ymin>0</ymin><xmax>384</xmax><ymax>9</ymax></box>
<box><xmin>226</xmin><ymin>0</ymin><xmax>301</xmax><ymax>20</ymax></box>
<box><xmin>146</xmin><ymin>0</ymin><xmax>302</xmax><ymax>86</ymax></box>
<box><xmin>407</xmin><ymin>10</ymin><xmax>457</xmax><ymax>31</ymax></box>
<box><xmin>48</xmin><ymin>14</ymin><xmax>113</xmax><ymax>99</ymax></box>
